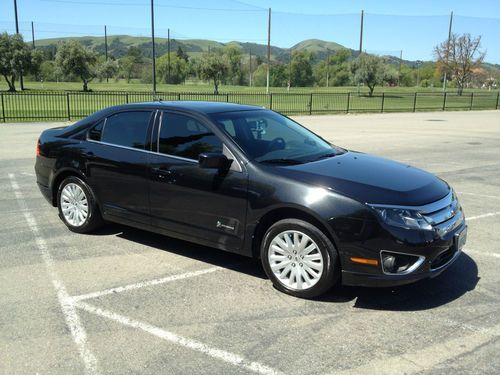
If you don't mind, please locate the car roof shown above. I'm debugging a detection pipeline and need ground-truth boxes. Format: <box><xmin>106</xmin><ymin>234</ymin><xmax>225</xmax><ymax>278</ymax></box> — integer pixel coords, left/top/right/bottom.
<box><xmin>106</xmin><ymin>101</ymin><xmax>265</xmax><ymax>115</ymax></box>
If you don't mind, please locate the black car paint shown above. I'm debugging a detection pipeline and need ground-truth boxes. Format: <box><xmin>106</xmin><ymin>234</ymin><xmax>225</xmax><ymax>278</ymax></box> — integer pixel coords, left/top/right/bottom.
<box><xmin>35</xmin><ymin>102</ymin><xmax>465</xmax><ymax>287</ymax></box>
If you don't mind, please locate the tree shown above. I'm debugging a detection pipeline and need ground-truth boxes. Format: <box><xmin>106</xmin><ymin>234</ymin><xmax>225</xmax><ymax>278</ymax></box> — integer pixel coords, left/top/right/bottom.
<box><xmin>0</xmin><ymin>32</ymin><xmax>41</xmax><ymax>91</ymax></box>
<box><xmin>314</xmin><ymin>48</ymin><xmax>351</xmax><ymax>86</ymax></box>
<box><xmin>434</xmin><ymin>33</ymin><xmax>486</xmax><ymax>95</ymax></box>
<box><xmin>118</xmin><ymin>46</ymin><xmax>143</xmax><ymax>82</ymax></box>
<box><xmin>56</xmin><ymin>41</ymin><xmax>97</xmax><ymax>91</ymax></box>
<box><xmin>176</xmin><ymin>46</ymin><xmax>189</xmax><ymax>62</ymax></box>
<box><xmin>290</xmin><ymin>51</ymin><xmax>314</xmax><ymax>86</ymax></box>
<box><xmin>224</xmin><ymin>45</ymin><xmax>243</xmax><ymax>85</ymax></box>
<box><xmin>97</xmin><ymin>59</ymin><xmax>118</xmax><ymax>82</ymax></box>
<box><xmin>157</xmin><ymin>53</ymin><xmax>188</xmax><ymax>84</ymax></box>
<box><xmin>198</xmin><ymin>52</ymin><xmax>228</xmax><ymax>94</ymax></box>
<box><xmin>351</xmin><ymin>53</ymin><xmax>393</xmax><ymax>96</ymax></box>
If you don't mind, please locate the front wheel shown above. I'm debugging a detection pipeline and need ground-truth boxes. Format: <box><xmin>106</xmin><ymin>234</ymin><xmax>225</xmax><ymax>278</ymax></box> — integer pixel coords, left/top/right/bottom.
<box><xmin>261</xmin><ymin>219</ymin><xmax>339</xmax><ymax>298</ymax></box>
<box><xmin>57</xmin><ymin>176</ymin><xmax>103</xmax><ymax>233</ymax></box>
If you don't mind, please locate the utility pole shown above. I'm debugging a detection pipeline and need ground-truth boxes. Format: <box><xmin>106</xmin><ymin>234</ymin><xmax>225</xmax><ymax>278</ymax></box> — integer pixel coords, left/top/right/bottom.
<box><xmin>31</xmin><ymin>21</ymin><xmax>35</xmax><ymax>48</ymax></box>
<box><xmin>398</xmin><ymin>50</ymin><xmax>402</xmax><ymax>86</ymax></box>
<box><xmin>249</xmin><ymin>49</ymin><xmax>252</xmax><ymax>86</ymax></box>
<box><xmin>359</xmin><ymin>10</ymin><xmax>364</xmax><ymax>54</ymax></box>
<box><xmin>266</xmin><ymin>7</ymin><xmax>271</xmax><ymax>95</ymax></box>
<box><xmin>104</xmin><ymin>25</ymin><xmax>109</xmax><ymax>82</ymax></box>
<box><xmin>150</xmin><ymin>0</ymin><xmax>156</xmax><ymax>93</ymax></box>
<box><xmin>326</xmin><ymin>49</ymin><xmax>330</xmax><ymax>87</ymax></box>
<box><xmin>13</xmin><ymin>0</ymin><xmax>24</xmax><ymax>90</ymax></box>
<box><xmin>443</xmin><ymin>11</ymin><xmax>453</xmax><ymax>92</ymax></box>
<box><xmin>288</xmin><ymin>48</ymin><xmax>292</xmax><ymax>89</ymax></box>
<box><xmin>167</xmin><ymin>28</ymin><xmax>171</xmax><ymax>84</ymax></box>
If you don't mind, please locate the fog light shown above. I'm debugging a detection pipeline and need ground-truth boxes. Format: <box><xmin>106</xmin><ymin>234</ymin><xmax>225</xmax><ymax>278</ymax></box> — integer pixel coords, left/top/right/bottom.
<box><xmin>380</xmin><ymin>251</ymin><xmax>425</xmax><ymax>275</ymax></box>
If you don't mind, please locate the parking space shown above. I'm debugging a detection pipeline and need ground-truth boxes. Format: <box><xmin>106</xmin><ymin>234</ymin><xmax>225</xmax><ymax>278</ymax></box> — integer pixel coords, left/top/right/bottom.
<box><xmin>1</xmin><ymin>110</ymin><xmax>499</xmax><ymax>374</ymax></box>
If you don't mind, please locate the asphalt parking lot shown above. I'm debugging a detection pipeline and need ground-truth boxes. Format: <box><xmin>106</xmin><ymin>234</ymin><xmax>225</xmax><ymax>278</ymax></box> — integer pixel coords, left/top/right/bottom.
<box><xmin>1</xmin><ymin>110</ymin><xmax>499</xmax><ymax>375</ymax></box>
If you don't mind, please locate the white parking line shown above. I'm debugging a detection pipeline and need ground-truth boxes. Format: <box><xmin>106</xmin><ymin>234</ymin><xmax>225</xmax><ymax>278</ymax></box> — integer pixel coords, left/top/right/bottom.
<box><xmin>458</xmin><ymin>191</ymin><xmax>500</xmax><ymax>199</ymax></box>
<box><xmin>74</xmin><ymin>301</ymin><xmax>281</xmax><ymax>375</ymax></box>
<box><xmin>465</xmin><ymin>249</ymin><xmax>500</xmax><ymax>259</ymax></box>
<box><xmin>467</xmin><ymin>212</ymin><xmax>500</xmax><ymax>221</ymax></box>
<box><xmin>8</xmin><ymin>174</ymin><xmax>100</xmax><ymax>374</ymax></box>
<box><xmin>71</xmin><ymin>267</ymin><xmax>220</xmax><ymax>302</ymax></box>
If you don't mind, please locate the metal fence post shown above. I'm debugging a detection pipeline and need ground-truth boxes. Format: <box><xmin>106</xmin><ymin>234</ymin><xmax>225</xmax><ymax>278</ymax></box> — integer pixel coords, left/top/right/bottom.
<box><xmin>126</xmin><ymin>93</ymin><xmax>129</xmax><ymax>104</ymax></box>
<box><xmin>496</xmin><ymin>92</ymin><xmax>499</xmax><ymax>110</ymax></box>
<box><xmin>346</xmin><ymin>92</ymin><xmax>350</xmax><ymax>113</ymax></box>
<box><xmin>226</xmin><ymin>93</ymin><xmax>229</xmax><ymax>102</ymax></box>
<box><xmin>469</xmin><ymin>92</ymin><xmax>474</xmax><ymax>110</ymax></box>
<box><xmin>413</xmin><ymin>92</ymin><xmax>417</xmax><ymax>112</ymax></box>
<box><xmin>442</xmin><ymin>92</ymin><xmax>447</xmax><ymax>111</ymax></box>
<box><xmin>1</xmin><ymin>93</ymin><xmax>5</xmax><ymax>123</ymax></box>
<box><xmin>66</xmin><ymin>92</ymin><xmax>71</xmax><ymax>121</ymax></box>
<box><xmin>381</xmin><ymin>92</ymin><xmax>385</xmax><ymax>113</ymax></box>
<box><xmin>309</xmin><ymin>93</ymin><xmax>313</xmax><ymax>115</ymax></box>
<box><xmin>269</xmin><ymin>93</ymin><xmax>273</xmax><ymax>110</ymax></box>
<box><xmin>177</xmin><ymin>93</ymin><xmax>181</xmax><ymax>101</ymax></box>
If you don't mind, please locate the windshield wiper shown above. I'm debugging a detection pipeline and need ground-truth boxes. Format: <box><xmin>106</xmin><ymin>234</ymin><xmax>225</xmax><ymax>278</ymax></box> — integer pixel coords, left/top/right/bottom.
<box><xmin>312</xmin><ymin>153</ymin><xmax>337</xmax><ymax>161</ymax></box>
<box><xmin>260</xmin><ymin>158</ymin><xmax>304</xmax><ymax>165</ymax></box>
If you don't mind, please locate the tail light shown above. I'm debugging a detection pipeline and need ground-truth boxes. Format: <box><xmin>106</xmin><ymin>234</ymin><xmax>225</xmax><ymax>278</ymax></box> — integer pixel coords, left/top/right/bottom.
<box><xmin>36</xmin><ymin>139</ymin><xmax>41</xmax><ymax>156</ymax></box>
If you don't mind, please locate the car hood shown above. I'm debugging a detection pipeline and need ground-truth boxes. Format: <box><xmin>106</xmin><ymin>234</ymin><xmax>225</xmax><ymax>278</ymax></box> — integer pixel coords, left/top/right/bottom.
<box><xmin>275</xmin><ymin>151</ymin><xmax>449</xmax><ymax>206</ymax></box>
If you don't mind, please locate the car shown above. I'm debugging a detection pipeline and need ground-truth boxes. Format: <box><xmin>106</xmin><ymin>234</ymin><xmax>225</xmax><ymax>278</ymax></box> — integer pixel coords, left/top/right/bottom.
<box><xmin>35</xmin><ymin>101</ymin><xmax>467</xmax><ymax>298</ymax></box>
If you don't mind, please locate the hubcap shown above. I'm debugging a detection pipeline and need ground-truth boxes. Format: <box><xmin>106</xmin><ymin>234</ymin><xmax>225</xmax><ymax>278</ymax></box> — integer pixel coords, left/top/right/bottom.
<box><xmin>268</xmin><ymin>230</ymin><xmax>324</xmax><ymax>291</ymax></box>
<box><xmin>60</xmin><ymin>183</ymin><xmax>88</xmax><ymax>227</ymax></box>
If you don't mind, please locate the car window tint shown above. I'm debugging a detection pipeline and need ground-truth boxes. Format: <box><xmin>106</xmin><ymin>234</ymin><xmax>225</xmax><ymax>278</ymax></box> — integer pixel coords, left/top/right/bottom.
<box><xmin>88</xmin><ymin>119</ymin><xmax>105</xmax><ymax>141</ymax></box>
<box><xmin>159</xmin><ymin>113</ymin><xmax>222</xmax><ymax>159</ymax></box>
<box><xmin>101</xmin><ymin>111</ymin><xmax>151</xmax><ymax>149</ymax></box>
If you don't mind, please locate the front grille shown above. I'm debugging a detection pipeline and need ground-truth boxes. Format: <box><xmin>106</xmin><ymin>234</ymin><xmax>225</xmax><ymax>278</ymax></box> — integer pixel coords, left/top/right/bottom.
<box><xmin>431</xmin><ymin>247</ymin><xmax>457</xmax><ymax>270</ymax></box>
<box><xmin>419</xmin><ymin>191</ymin><xmax>464</xmax><ymax>235</ymax></box>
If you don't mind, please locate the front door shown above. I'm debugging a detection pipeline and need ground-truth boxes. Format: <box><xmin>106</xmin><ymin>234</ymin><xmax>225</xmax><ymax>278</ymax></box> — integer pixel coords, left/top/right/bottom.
<box><xmin>148</xmin><ymin>111</ymin><xmax>248</xmax><ymax>253</ymax></box>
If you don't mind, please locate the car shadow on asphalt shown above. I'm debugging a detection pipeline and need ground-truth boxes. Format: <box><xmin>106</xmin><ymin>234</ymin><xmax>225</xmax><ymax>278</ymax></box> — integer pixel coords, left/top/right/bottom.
<box><xmin>93</xmin><ymin>223</ymin><xmax>268</xmax><ymax>280</ymax></box>
<box><xmin>92</xmin><ymin>224</ymin><xmax>479</xmax><ymax>311</ymax></box>
<box><xmin>319</xmin><ymin>253</ymin><xmax>479</xmax><ymax>311</ymax></box>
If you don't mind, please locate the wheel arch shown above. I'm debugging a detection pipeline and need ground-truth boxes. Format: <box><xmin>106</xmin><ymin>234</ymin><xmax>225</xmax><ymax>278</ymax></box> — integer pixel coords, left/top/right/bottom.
<box><xmin>251</xmin><ymin>206</ymin><xmax>340</xmax><ymax>259</ymax></box>
<box><xmin>50</xmin><ymin>168</ymin><xmax>88</xmax><ymax>207</ymax></box>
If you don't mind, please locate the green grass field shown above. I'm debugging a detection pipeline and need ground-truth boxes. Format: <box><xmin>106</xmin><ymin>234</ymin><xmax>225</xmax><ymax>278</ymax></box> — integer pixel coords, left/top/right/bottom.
<box><xmin>1</xmin><ymin>80</ymin><xmax>498</xmax><ymax>122</ymax></box>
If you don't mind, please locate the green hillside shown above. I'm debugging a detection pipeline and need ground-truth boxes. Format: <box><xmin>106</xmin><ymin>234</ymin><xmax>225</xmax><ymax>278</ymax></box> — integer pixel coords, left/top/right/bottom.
<box><xmin>34</xmin><ymin>35</ymin><xmax>352</xmax><ymax>62</ymax></box>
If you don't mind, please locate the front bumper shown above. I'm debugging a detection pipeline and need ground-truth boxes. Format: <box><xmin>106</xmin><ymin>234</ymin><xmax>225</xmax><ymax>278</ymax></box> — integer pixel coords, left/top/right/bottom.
<box><xmin>340</xmin><ymin>219</ymin><xmax>467</xmax><ymax>287</ymax></box>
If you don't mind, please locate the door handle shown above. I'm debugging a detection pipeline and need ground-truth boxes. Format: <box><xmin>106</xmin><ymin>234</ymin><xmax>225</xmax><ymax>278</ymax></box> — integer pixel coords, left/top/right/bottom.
<box><xmin>152</xmin><ymin>167</ymin><xmax>172</xmax><ymax>180</ymax></box>
<box><xmin>83</xmin><ymin>151</ymin><xmax>96</xmax><ymax>159</ymax></box>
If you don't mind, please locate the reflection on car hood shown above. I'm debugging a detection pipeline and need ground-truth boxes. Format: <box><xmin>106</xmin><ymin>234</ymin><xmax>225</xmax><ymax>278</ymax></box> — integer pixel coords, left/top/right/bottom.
<box><xmin>275</xmin><ymin>151</ymin><xmax>449</xmax><ymax>206</ymax></box>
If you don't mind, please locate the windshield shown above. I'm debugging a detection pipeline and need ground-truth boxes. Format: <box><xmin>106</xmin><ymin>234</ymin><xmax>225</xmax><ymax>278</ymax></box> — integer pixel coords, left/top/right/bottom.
<box><xmin>209</xmin><ymin>110</ymin><xmax>344</xmax><ymax>164</ymax></box>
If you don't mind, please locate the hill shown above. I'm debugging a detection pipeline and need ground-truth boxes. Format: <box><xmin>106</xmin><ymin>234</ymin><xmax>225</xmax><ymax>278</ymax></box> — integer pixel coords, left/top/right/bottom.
<box><xmin>34</xmin><ymin>35</ymin><xmax>354</xmax><ymax>62</ymax></box>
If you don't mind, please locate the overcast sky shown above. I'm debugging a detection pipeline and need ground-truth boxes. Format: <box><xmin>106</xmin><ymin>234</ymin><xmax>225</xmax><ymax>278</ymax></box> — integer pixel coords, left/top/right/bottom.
<box><xmin>1</xmin><ymin>0</ymin><xmax>499</xmax><ymax>62</ymax></box>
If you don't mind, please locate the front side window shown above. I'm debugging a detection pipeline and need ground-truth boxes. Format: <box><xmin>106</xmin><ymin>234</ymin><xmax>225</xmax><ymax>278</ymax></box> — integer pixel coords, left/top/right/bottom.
<box><xmin>209</xmin><ymin>110</ymin><xmax>343</xmax><ymax>164</ymax></box>
<box><xmin>98</xmin><ymin>111</ymin><xmax>152</xmax><ymax>149</ymax></box>
<box><xmin>158</xmin><ymin>113</ymin><xmax>222</xmax><ymax>160</ymax></box>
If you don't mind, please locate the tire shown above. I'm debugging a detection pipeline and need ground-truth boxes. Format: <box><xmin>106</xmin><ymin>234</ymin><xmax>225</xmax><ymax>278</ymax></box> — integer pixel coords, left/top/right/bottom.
<box><xmin>261</xmin><ymin>218</ymin><xmax>339</xmax><ymax>298</ymax></box>
<box><xmin>57</xmin><ymin>176</ymin><xmax>104</xmax><ymax>233</ymax></box>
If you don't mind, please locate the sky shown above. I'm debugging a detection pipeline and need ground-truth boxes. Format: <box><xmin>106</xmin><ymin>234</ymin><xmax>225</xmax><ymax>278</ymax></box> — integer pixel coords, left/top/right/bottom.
<box><xmin>1</xmin><ymin>0</ymin><xmax>499</xmax><ymax>63</ymax></box>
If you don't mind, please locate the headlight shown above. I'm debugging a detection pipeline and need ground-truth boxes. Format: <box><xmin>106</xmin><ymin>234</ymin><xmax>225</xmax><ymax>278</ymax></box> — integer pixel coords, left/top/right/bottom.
<box><xmin>369</xmin><ymin>206</ymin><xmax>432</xmax><ymax>231</ymax></box>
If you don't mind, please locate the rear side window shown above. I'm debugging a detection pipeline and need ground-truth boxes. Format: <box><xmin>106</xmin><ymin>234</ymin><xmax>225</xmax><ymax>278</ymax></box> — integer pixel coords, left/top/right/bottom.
<box><xmin>88</xmin><ymin>120</ymin><xmax>104</xmax><ymax>141</ymax></box>
<box><xmin>158</xmin><ymin>113</ymin><xmax>222</xmax><ymax>159</ymax></box>
<box><xmin>99</xmin><ymin>111</ymin><xmax>152</xmax><ymax>149</ymax></box>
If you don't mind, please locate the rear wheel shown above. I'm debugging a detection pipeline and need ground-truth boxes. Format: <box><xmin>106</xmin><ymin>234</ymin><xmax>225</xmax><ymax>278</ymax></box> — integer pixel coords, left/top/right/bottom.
<box><xmin>57</xmin><ymin>176</ymin><xmax>103</xmax><ymax>233</ymax></box>
<box><xmin>261</xmin><ymin>219</ymin><xmax>339</xmax><ymax>298</ymax></box>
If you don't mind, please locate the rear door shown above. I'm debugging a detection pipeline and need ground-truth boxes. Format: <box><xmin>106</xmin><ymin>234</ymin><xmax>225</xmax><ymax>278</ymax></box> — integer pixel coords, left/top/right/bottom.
<box><xmin>85</xmin><ymin>110</ymin><xmax>155</xmax><ymax>225</ymax></box>
<box><xmin>148</xmin><ymin>111</ymin><xmax>249</xmax><ymax>253</ymax></box>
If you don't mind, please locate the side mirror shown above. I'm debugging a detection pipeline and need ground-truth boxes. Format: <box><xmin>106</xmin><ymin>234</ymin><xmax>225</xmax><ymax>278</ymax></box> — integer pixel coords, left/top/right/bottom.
<box><xmin>198</xmin><ymin>153</ymin><xmax>232</xmax><ymax>170</ymax></box>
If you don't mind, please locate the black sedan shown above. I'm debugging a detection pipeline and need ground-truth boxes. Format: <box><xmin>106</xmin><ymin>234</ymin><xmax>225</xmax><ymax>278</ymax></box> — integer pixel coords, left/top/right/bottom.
<box><xmin>35</xmin><ymin>102</ymin><xmax>467</xmax><ymax>298</ymax></box>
